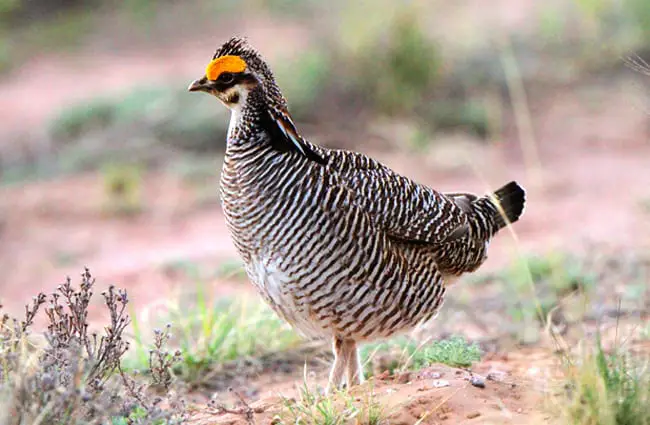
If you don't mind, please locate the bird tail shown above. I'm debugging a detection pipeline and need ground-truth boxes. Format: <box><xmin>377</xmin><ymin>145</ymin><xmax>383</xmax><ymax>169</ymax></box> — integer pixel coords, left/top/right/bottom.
<box><xmin>487</xmin><ymin>181</ymin><xmax>526</xmax><ymax>230</ymax></box>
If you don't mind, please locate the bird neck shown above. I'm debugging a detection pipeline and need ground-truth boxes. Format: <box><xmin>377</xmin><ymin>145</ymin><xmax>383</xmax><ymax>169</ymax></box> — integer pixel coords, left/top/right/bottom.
<box><xmin>225</xmin><ymin>85</ymin><xmax>326</xmax><ymax>165</ymax></box>
<box><xmin>226</xmin><ymin>87</ymin><xmax>267</xmax><ymax>140</ymax></box>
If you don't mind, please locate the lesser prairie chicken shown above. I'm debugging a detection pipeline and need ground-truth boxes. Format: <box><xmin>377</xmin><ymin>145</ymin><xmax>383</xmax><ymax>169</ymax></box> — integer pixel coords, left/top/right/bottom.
<box><xmin>188</xmin><ymin>37</ymin><xmax>526</xmax><ymax>392</ymax></box>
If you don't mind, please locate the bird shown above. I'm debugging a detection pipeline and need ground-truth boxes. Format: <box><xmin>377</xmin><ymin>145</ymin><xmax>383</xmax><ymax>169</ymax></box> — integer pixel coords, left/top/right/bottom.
<box><xmin>188</xmin><ymin>37</ymin><xmax>526</xmax><ymax>392</ymax></box>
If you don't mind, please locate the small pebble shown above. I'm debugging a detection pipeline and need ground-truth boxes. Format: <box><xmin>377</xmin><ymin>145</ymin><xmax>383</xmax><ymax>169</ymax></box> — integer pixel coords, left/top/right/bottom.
<box><xmin>470</xmin><ymin>375</ymin><xmax>486</xmax><ymax>389</ymax></box>
<box><xmin>421</xmin><ymin>370</ymin><xmax>442</xmax><ymax>379</ymax></box>
<box><xmin>486</xmin><ymin>370</ymin><xmax>507</xmax><ymax>382</ymax></box>
<box><xmin>431</xmin><ymin>379</ymin><xmax>450</xmax><ymax>388</ymax></box>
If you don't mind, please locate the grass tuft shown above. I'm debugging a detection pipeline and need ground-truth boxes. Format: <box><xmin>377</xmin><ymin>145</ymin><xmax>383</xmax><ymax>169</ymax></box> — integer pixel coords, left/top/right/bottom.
<box><xmin>561</xmin><ymin>336</ymin><xmax>650</xmax><ymax>425</ymax></box>
<box><xmin>276</xmin><ymin>374</ymin><xmax>386</xmax><ymax>425</ymax></box>
<box><xmin>362</xmin><ymin>336</ymin><xmax>481</xmax><ymax>376</ymax></box>
<box><xmin>159</xmin><ymin>288</ymin><xmax>302</xmax><ymax>385</ymax></box>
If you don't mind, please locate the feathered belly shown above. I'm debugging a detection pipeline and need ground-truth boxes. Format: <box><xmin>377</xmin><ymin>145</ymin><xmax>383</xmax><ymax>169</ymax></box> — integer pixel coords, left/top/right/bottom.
<box><xmin>247</xmin><ymin>254</ymin><xmax>334</xmax><ymax>340</ymax></box>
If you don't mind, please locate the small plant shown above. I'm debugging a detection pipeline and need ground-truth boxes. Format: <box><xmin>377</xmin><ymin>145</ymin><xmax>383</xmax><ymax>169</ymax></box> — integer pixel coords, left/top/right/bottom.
<box><xmin>503</xmin><ymin>253</ymin><xmax>595</xmax><ymax>327</ymax></box>
<box><xmin>275</xmin><ymin>49</ymin><xmax>333</xmax><ymax>121</ymax></box>
<box><xmin>423</xmin><ymin>99</ymin><xmax>491</xmax><ymax>139</ymax></box>
<box><xmin>561</xmin><ymin>336</ymin><xmax>650</xmax><ymax>425</ymax></box>
<box><xmin>49</xmin><ymin>97</ymin><xmax>116</xmax><ymax>141</ymax></box>
<box><xmin>276</xmin><ymin>374</ymin><xmax>386</xmax><ymax>425</ymax></box>
<box><xmin>164</xmin><ymin>287</ymin><xmax>301</xmax><ymax>384</ymax></box>
<box><xmin>362</xmin><ymin>336</ymin><xmax>481</xmax><ymax>376</ymax></box>
<box><xmin>101</xmin><ymin>162</ymin><xmax>144</xmax><ymax>216</ymax></box>
<box><xmin>0</xmin><ymin>268</ymin><xmax>187</xmax><ymax>424</ymax></box>
<box><xmin>410</xmin><ymin>336</ymin><xmax>482</xmax><ymax>369</ymax></box>
<box><xmin>350</xmin><ymin>6</ymin><xmax>442</xmax><ymax>115</ymax></box>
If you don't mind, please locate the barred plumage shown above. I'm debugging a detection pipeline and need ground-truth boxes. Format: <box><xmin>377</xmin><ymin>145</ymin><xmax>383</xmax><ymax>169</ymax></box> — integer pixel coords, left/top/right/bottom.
<box><xmin>189</xmin><ymin>37</ymin><xmax>526</xmax><ymax>391</ymax></box>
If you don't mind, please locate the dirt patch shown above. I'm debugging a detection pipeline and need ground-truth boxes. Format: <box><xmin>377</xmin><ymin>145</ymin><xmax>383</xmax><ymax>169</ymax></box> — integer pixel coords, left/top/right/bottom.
<box><xmin>189</xmin><ymin>352</ymin><xmax>554</xmax><ymax>425</ymax></box>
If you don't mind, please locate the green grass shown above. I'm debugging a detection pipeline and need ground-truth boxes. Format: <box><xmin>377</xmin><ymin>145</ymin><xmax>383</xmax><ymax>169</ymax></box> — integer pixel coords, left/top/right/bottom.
<box><xmin>0</xmin><ymin>85</ymin><xmax>231</xmax><ymax>183</ymax></box>
<box><xmin>276</xmin><ymin>376</ymin><xmax>385</xmax><ymax>425</ymax></box>
<box><xmin>349</xmin><ymin>6</ymin><xmax>442</xmax><ymax>115</ymax></box>
<box><xmin>492</xmin><ymin>253</ymin><xmax>596</xmax><ymax>342</ymax></box>
<box><xmin>48</xmin><ymin>85</ymin><xmax>229</xmax><ymax>151</ymax></box>
<box><xmin>275</xmin><ymin>49</ymin><xmax>333</xmax><ymax>121</ymax></box>
<box><xmin>561</xmin><ymin>336</ymin><xmax>650</xmax><ymax>425</ymax></box>
<box><xmin>122</xmin><ymin>291</ymin><xmax>303</xmax><ymax>388</ymax></box>
<box><xmin>127</xmin><ymin>287</ymin><xmax>302</xmax><ymax>384</ymax></box>
<box><xmin>423</xmin><ymin>99</ymin><xmax>491</xmax><ymax>139</ymax></box>
<box><xmin>361</xmin><ymin>336</ymin><xmax>481</xmax><ymax>376</ymax></box>
<box><xmin>507</xmin><ymin>253</ymin><xmax>595</xmax><ymax>295</ymax></box>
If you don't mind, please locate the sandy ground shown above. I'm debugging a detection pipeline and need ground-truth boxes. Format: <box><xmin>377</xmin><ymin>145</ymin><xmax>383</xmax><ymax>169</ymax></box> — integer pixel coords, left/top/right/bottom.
<box><xmin>191</xmin><ymin>351</ymin><xmax>556</xmax><ymax>425</ymax></box>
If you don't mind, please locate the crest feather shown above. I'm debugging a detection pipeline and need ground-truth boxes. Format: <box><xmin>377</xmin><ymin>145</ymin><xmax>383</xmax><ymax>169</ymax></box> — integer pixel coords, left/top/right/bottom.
<box><xmin>205</xmin><ymin>55</ymin><xmax>247</xmax><ymax>80</ymax></box>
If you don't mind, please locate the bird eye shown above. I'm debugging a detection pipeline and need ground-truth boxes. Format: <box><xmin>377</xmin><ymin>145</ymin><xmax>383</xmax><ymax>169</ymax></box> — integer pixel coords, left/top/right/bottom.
<box><xmin>218</xmin><ymin>72</ymin><xmax>235</xmax><ymax>84</ymax></box>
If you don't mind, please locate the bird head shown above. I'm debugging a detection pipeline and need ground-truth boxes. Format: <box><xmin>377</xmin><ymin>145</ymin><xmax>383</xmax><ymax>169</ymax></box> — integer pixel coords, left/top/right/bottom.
<box><xmin>188</xmin><ymin>37</ymin><xmax>287</xmax><ymax>112</ymax></box>
<box><xmin>187</xmin><ymin>37</ymin><xmax>324</xmax><ymax>163</ymax></box>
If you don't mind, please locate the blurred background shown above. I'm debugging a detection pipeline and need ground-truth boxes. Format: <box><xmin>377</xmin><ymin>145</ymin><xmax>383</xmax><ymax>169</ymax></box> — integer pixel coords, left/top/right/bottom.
<box><xmin>0</xmin><ymin>0</ymin><xmax>649</xmax><ymax>359</ymax></box>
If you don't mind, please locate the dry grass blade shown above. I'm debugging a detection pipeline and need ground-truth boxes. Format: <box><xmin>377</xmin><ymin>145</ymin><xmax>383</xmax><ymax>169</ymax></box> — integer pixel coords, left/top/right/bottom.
<box><xmin>624</xmin><ymin>54</ymin><xmax>650</xmax><ymax>76</ymax></box>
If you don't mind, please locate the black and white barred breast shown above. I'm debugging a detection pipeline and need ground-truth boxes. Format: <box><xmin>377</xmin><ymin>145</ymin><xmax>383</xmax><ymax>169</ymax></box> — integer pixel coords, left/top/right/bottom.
<box><xmin>220</xmin><ymin>138</ymin><xmax>448</xmax><ymax>341</ymax></box>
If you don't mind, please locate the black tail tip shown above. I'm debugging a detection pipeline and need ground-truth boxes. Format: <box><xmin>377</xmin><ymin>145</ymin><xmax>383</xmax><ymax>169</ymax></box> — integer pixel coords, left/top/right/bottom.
<box><xmin>493</xmin><ymin>181</ymin><xmax>526</xmax><ymax>225</ymax></box>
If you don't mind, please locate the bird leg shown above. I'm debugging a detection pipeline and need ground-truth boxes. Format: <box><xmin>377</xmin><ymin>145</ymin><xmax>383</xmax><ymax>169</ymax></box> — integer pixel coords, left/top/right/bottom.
<box><xmin>326</xmin><ymin>338</ymin><xmax>364</xmax><ymax>394</ymax></box>
<box><xmin>326</xmin><ymin>337</ymin><xmax>347</xmax><ymax>394</ymax></box>
<box><xmin>344</xmin><ymin>340</ymin><xmax>364</xmax><ymax>388</ymax></box>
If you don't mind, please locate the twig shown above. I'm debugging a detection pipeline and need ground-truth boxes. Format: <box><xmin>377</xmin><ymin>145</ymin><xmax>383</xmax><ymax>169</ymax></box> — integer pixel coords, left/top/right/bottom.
<box><xmin>207</xmin><ymin>388</ymin><xmax>264</xmax><ymax>425</ymax></box>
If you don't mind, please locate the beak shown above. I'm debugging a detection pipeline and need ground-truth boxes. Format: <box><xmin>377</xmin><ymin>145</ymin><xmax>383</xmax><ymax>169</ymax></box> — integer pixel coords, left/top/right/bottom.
<box><xmin>188</xmin><ymin>77</ymin><xmax>210</xmax><ymax>92</ymax></box>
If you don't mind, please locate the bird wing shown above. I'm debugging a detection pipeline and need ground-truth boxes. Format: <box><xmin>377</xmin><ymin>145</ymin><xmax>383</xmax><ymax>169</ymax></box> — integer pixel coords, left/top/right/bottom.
<box><xmin>324</xmin><ymin>148</ymin><xmax>470</xmax><ymax>246</ymax></box>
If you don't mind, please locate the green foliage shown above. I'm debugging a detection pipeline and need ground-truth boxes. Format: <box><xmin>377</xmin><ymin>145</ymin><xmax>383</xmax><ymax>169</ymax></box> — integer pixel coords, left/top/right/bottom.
<box><xmin>563</xmin><ymin>336</ymin><xmax>650</xmax><ymax>425</ymax></box>
<box><xmin>0</xmin><ymin>0</ymin><xmax>19</xmax><ymax>16</ymax></box>
<box><xmin>161</xmin><ymin>288</ymin><xmax>301</xmax><ymax>384</ymax></box>
<box><xmin>260</xmin><ymin>0</ymin><xmax>320</xmax><ymax>18</ymax></box>
<box><xmin>100</xmin><ymin>162</ymin><xmax>144</xmax><ymax>216</ymax></box>
<box><xmin>19</xmin><ymin>8</ymin><xmax>95</xmax><ymax>50</ymax></box>
<box><xmin>0</xmin><ymin>38</ymin><xmax>10</xmax><ymax>73</ymax></box>
<box><xmin>502</xmin><ymin>253</ymin><xmax>595</xmax><ymax>332</ymax></box>
<box><xmin>351</xmin><ymin>7</ymin><xmax>442</xmax><ymax>114</ymax></box>
<box><xmin>277</xmin><ymin>378</ymin><xmax>385</xmax><ymax>425</ymax></box>
<box><xmin>625</xmin><ymin>0</ymin><xmax>650</xmax><ymax>40</ymax></box>
<box><xmin>362</xmin><ymin>336</ymin><xmax>481</xmax><ymax>376</ymax></box>
<box><xmin>409</xmin><ymin>336</ymin><xmax>482</xmax><ymax>369</ymax></box>
<box><xmin>49</xmin><ymin>86</ymin><xmax>229</xmax><ymax>153</ymax></box>
<box><xmin>537</xmin><ymin>4</ymin><xmax>568</xmax><ymax>43</ymax></box>
<box><xmin>50</xmin><ymin>98</ymin><xmax>117</xmax><ymax>140</ymax></box>
<box><xmin>277</xmin><ymin>50</ymin><xmax>333</xmax><ymax>121</ymax></box>
<box><xmin>509</xmin><ymin>253</ymin><xmax>596</xmax><ymax>295</ymax></box>
<box><xmin>424</xmin><ymin>99</ymin><xmax>490</xmax><ymax>139</ymax></box>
